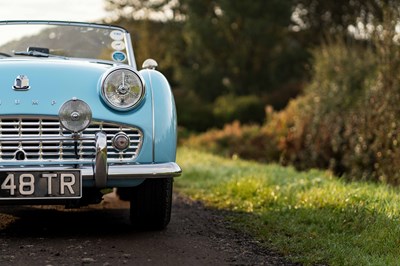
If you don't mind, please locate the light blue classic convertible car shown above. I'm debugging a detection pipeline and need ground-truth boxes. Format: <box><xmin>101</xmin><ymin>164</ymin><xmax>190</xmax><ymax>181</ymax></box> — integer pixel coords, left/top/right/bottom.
<box><xmin>0</xmin><ymin>21</ymin><xmax>181</xmax><ymax>230</ymax></box>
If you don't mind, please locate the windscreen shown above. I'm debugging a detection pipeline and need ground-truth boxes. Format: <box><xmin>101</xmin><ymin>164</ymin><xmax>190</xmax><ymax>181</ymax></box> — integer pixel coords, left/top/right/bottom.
<box><xmin>0</xmin><ymin>23</ymin><xmax>129</xmax><ymax>63</ymax></box>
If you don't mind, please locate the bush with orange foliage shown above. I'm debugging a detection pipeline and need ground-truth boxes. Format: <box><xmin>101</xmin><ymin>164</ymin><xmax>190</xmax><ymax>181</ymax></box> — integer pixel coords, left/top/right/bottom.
<box><xmin>186</xmin><ymin>27</ymin><xmax>400</xmax><ymax>185</ymax></box>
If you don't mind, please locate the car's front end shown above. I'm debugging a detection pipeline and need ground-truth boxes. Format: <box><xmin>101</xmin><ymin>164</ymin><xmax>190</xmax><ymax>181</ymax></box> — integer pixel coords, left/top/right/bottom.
<box><xmin>0</xmin><ymin>21</ymin><xmax>181</xmax><ymax>229</ymax></box>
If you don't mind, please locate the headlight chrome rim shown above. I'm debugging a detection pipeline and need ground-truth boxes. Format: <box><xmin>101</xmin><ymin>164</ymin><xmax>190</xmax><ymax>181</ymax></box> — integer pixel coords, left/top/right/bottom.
<box><xmin>100</xmin><ymin>66</ymin><xmax>146</xmax><ymax>111</ymax></box>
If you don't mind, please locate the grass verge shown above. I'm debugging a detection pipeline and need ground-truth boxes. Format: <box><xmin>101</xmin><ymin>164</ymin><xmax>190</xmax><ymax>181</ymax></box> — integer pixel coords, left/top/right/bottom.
<box><xmin>175</xmin><ymin>147</ymin><xmax>400</xmax><ymax>265</ymax></box>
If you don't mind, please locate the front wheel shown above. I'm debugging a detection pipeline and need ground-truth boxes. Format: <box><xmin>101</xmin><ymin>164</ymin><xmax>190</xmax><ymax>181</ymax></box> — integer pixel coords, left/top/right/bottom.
<box><xmin>130</xmin><ymin>178</ymin><xmax>173</xmax><ymax>230</ymax></box>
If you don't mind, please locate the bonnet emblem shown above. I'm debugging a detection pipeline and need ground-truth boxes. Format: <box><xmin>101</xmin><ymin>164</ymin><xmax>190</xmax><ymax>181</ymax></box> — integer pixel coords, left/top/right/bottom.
<box><xmin>13</xmin><ymin>75</ymin><xmax>30</xmax><ymax>90</ymax></box>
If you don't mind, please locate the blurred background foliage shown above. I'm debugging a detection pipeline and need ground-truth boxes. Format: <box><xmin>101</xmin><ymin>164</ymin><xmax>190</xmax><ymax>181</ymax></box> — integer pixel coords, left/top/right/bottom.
<box><xmin>105</xmin><ymin>0</ymin><xmax>400</xmax><ymax>184</ymax></box>
<box><xmin>106</xmin><ymin>0</ymin><xmax>309</xmax><ymax>130</ymax></box>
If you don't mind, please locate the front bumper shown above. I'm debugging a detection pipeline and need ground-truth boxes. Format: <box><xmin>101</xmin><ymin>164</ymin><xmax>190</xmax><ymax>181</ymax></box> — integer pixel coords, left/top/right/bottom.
<box><xmin>88</xmin><ymin>161</ymin><xmax>182</xmax><ymax>184</ymax></box>
<box><xmin>0</xmin><ymin>162</ymin><xmax>182</xmax><ymax>188</ymax></box>
<box><xmin>0</xmin><ymin>132</ymin><xmax>181</xmax><ymax>188</ymax></box>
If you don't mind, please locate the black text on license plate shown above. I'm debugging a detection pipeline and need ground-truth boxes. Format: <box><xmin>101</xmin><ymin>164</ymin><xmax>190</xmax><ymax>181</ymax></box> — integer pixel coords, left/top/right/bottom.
<box><xmin>0</xmin><ymin>170</ymin><xmax>81</xmax><ymax>199</ymax></box>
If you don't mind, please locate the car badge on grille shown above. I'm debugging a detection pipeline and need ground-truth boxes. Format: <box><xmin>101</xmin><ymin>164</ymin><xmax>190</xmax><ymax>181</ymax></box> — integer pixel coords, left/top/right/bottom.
<box><xmin>13</xmin><ymin>75</ymin><xmax>30</xmax><ymax>90</ymax></box>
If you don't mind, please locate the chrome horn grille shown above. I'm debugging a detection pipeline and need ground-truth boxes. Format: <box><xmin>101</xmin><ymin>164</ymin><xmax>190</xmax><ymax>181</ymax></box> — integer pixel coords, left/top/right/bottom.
<box><xmin>0</xmin><ymin>117</ymin><xmax>142</xmax><ymax>163</ymax></box>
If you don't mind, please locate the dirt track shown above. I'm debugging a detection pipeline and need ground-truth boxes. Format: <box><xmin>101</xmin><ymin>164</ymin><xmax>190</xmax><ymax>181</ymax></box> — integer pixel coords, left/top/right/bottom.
<box><xmin>0</xmin><ymin>192</ymin><xmax>297</xmax><ymax>265</ymax></box>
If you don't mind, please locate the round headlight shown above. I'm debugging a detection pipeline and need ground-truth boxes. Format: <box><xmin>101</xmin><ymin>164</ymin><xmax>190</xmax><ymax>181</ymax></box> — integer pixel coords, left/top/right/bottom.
<box><xmin>59</xmin><ymin>98</ymin><xmax>92</xmax><ymax>133</ymax></box>
<box><xmin>101</xmin><ymin>67</ymin><xmax>145</xmax><ymax>111</ymax></box>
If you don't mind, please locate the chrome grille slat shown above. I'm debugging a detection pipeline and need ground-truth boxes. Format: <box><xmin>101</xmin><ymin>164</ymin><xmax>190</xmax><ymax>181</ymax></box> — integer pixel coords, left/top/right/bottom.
<box><xmin>0</xmin><ymin>128</ymin><xmax>62</xmax><ymax>132</ymax></box>
<box><xmin>0</xmin><ymin>117</ymin><xmax>143</xmax><ymax>162</ymax></box>
<box><xmin>1</xmin><ymin>146</ymin><xmax>62</xmax><ymax>150</ymax></box>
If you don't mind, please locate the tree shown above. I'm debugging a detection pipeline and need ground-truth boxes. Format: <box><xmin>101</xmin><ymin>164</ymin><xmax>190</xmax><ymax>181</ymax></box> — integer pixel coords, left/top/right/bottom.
<box><xmin>105</xmin><ymin>0</ymin><xmax>182</xmax><ymax>21</ymax></box>
<box><xmin>292</xmin><ymin>0</ymin><xmax>389</xmax><ymax>41</ymax></box>
<box><xmin>104</xmin><ymin>0</ymin><xmax>309</xmax><ymax>129</ymax></box>
<box><xmin>177</xmin><ymin>0</ymin><xmax>307</xmax><ymax>103</ymax></box>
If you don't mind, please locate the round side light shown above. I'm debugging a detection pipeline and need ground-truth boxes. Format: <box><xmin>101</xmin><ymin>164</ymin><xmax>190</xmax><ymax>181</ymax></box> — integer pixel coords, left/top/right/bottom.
<box><xmin>59</xmin><ymin>98</ymin><xmax>92</xmax><ymax>133</ymax></box>
<box><xmin>112</xmin><ymin>132</ymin><xmax>130</xmax><ymax>151</ymax></box>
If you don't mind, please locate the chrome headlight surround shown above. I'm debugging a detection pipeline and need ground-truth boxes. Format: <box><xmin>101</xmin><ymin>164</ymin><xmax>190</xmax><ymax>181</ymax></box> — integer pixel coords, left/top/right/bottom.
<box><xmin>100</xmin><ymin>66</ymin><xmax>145</xmax><ymax>111</ymax></box>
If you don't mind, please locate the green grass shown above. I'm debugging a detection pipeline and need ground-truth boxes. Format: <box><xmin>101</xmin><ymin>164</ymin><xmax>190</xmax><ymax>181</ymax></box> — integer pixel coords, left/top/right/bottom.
<box><xmin>175</xmin><ymin>147</ymin><xmax>400</xmax><ymax>265</ymax></box>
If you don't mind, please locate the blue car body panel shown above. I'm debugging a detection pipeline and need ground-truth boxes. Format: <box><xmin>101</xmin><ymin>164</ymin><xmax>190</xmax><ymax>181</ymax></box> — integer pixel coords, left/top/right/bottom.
<box><xmin>140</xmin><ymin>69</ymin><xmax>177</xmax><ymax>163</ymax></box>
<box><xmin>0</xmin><ymin>59</ymin><xmax>179</xmax><ymax>187</ymax></box>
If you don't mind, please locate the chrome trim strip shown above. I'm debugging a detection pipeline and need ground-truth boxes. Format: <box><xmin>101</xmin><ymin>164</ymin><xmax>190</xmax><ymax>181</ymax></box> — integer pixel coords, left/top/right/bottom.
<box><xmin>144</xmin><ymin>70</ymin><xmax>156</xmax><ymax>163</ymax></box>
<box><xmin>0</xmin><ymin>160</ymin><xmax>94</xmax><ymax>166</ymax></box>
<box><xmin>0</xmin><ymin>20</ymin><xmax>129</xmax><ymax>32</ymax></box>
<box><xmin>0</xmin><ymin>136</ymin><xmax>93</xmax><ymax>142</ymax></box>
<box><xmin>107</xmin><ymin>162</ymin><xmax>182</xmax><ymax>178</ymax></box>
<box><xmin>0</xmin><ymin>163</ymin><xmax>182</xmax><ymax>180</ymax></box>
<box><xmin>94</xmin><ymin>132</ymin><xmax>107</xmax><ymax>188</ymax></box>
<box><xmin>124</xmin><ymin>33</ymin><xmax>137</xmax><ymax>69</ymax></box>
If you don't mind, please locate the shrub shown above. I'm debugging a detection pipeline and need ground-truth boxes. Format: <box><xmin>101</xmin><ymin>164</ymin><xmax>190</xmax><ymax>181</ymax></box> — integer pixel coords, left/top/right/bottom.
<box><xmin>280</xmin><ymin>41</ymin><xmax>378</xmax><ymax>173</ymax></box>
<box><xmin>185</xmin><ymin>119</ymin><xmax>281</xmax><ymax>162</ymax></box>
<box><xmin>185</xmin><ymin>8</ymin><xmax>400</xmax><ymax>184</ymax></box>
<box><xmin>277</xmin><ymin>19</ymin><xmax>400</xmax><ymax>184</ymax></box>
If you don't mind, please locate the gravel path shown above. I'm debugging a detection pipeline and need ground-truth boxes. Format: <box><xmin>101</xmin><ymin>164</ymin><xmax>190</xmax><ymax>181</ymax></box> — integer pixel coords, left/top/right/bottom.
<box><xmin>0</xmin><ymin>192</ymin><xmax>298</xmax><ymax>265</ymax></box>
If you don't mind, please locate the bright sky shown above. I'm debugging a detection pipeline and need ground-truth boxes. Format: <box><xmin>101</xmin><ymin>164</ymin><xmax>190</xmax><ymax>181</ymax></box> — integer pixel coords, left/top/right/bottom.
<box><xmin>0</xmin><ymin>0</ymin><xmax>109</xmax><ymax>21</ymax></box>
<box><xmin>0</xmin><ymin>0</ymin><xmax>112</xmax><ymax>46</ymax></box>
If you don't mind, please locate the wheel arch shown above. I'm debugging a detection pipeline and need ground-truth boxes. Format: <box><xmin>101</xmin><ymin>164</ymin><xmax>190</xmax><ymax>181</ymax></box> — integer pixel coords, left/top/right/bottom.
<box><xmin>139</xmin><ymin>69</ymin><xmax>177</xmax><ymax>163</ymax></box>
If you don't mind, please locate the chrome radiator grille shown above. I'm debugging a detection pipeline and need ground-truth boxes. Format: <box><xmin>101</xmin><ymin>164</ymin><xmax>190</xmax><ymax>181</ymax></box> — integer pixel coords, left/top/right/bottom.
<box><xmin>0</xmin><ymin>117</ymin><xmax>142</xmax><ymax>162</ymax></box>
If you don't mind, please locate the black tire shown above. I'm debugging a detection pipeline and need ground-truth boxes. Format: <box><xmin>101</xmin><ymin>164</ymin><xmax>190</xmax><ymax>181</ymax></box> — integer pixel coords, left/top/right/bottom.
<box><xmin>116</xmin><ymin>187</ymin><xmax>133</xmax><ymax>202</ymax></box>
<box><xmin>130</xmin><ymin>178</ymin><xmax>173</xmax><ymax>230</ymax></box>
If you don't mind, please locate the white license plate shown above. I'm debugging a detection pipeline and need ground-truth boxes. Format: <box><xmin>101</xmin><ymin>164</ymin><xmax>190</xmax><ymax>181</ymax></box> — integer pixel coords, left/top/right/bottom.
<box><xmin>0</xmin><ymin>170</ymin><xmax>81</xmax><ymax>199</ymax></box>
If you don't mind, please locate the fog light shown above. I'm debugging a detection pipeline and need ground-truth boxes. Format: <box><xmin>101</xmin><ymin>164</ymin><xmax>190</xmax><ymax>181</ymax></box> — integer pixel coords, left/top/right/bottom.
<box><xmin>112</xmin><ymin>132</ymin><xmax>130</xmax><ymax>151</ymax></box>
<box><xmin>59</xmin><ymin>98</ymin><xmax>92</xmax><ymax>133</ymax></box>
